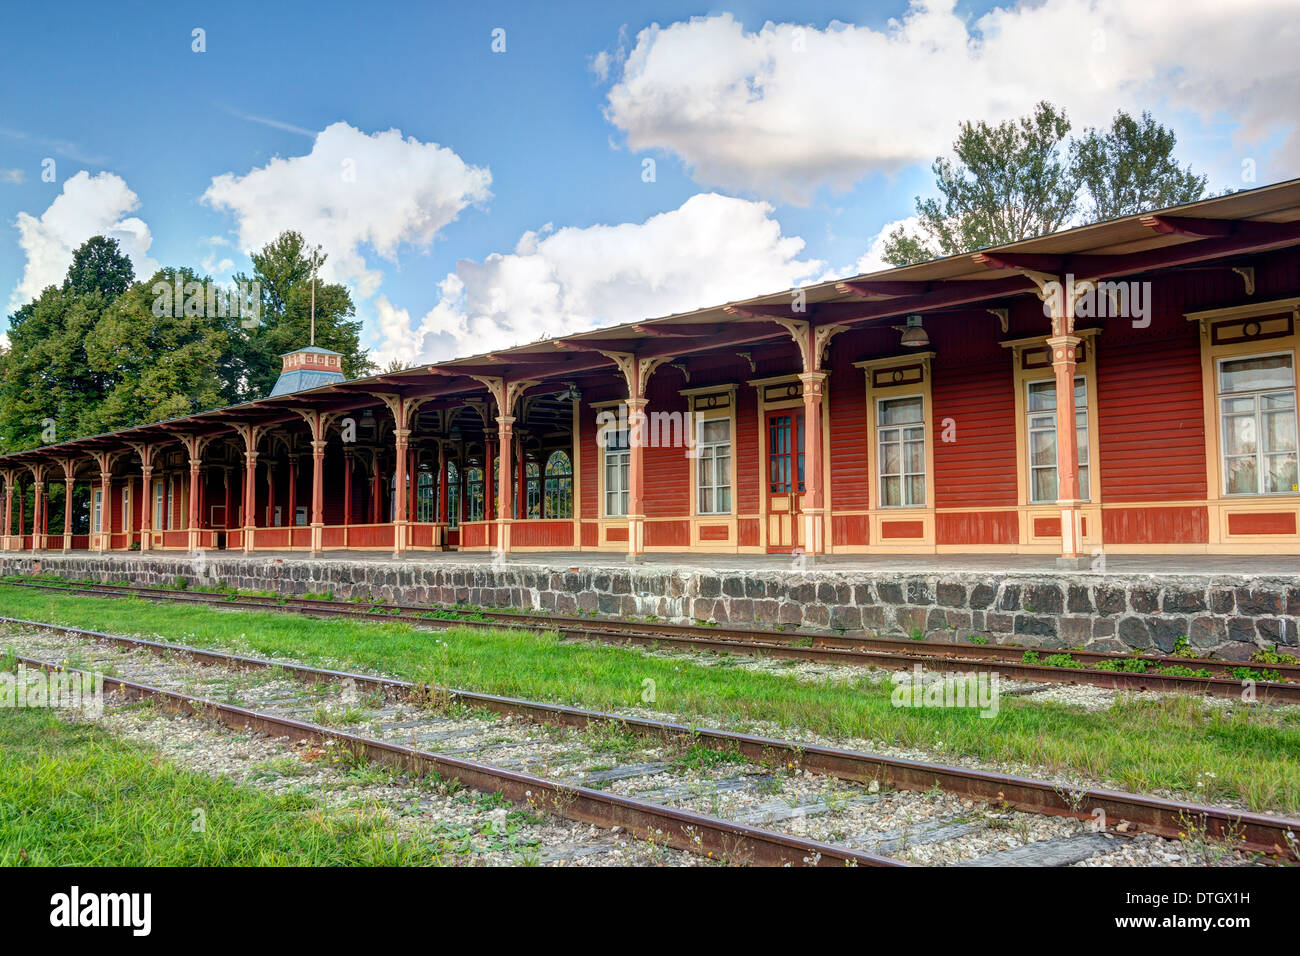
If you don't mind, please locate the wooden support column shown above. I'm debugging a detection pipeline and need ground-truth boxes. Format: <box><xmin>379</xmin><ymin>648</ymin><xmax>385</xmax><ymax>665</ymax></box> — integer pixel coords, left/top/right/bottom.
<box><xmin>39</xmin><ymin>475</ymin><xmax>51</xmax><ymax>549</ymax></box>
<box><xmin>33</xmin><ymin>478</ymin><xmax>44</xmax><ymax>548</ymax></box>
<box><xmin>496</xmin><ymin>418</ymin><xmax>514</xmax><ymax>547</ymax></box>
<box><xmin>177</xmin><ymin>435</ymin><xmax>213</xmax><ymax>552</ymax></box>
<box><xmin>767</xmin><ymin>318</ymin><xmax>846</xmax><ymax>561</ymax></box>
<box><xmin>292</xmin><ymin>407</ymin><xmax>341</xmax><ymax>553</ymax></box>
<box><xmin>1049</xmin><ymin>332</ymin><xmax>1085</xmax><ymax>566</ymax></box>
<box><xmin>392</xmin><ymin>429</ymin><xmax>409</xmax><ymax>554</ymax></box>
<box><xmin>343</xmin><ymin>452</ymin><xmax>354</xmax><ymax>546</ymax></box>
<box><xmin>188</xmin><ymin>458</ymin><xmax>202</xmax><ymax>549</ymax></box>
<box><xmin>1036</xmin><ymin>275</ymin><xmax>1092</xmax><ymax>569</ymax></box>
<box><xmin>88</xmin><ymin>451</ymin><xmax>123</xmax><ymax>552</ymax></box>
<box><xmin>591</xmin><ymin>355</ymin><xmax>670</xmax><ymax>563</ymax></box>
<box><xmin>55</xmin><ymin>459</ymin><xmax>77</xmax><ymax>551</ymax></box>
<box><xmin>231</xmin><ymin>424</ymin><xmax>268</xmax><ymax>553</ymax></box>
<box><xmin>464</xmin><ymin>378</ymin><xmax>539</xmax><ymax>557</ymax></box>
<box><xmin>799</xmin><ymin>371</ymin><xmax>828</xmax><ymax>557</ymax></box>
<box><xmin>371</xmin><ymin>394</ymin><xmax>433</xmax><ymax>558</ymax></box>
<box><xmin>126</xmin><ymin>443</ymin><xmax>161</xmax><ymax>551</ymax></box>
<box><xmin>1</xmin><ymin>471</ymin><xmax>12</xmax><ymax>550</ymax></box>
<box><xmin>287</xmin><ymin>455</ymin><xmax>298</xmax><ymax>536</ymax></box>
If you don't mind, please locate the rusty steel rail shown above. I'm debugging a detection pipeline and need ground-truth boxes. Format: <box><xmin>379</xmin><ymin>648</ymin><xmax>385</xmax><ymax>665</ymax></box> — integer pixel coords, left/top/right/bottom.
<box><xmin>5</xmin><ymin>650</ymin><xmax>902</xmax><ymax>868</ymax></box>
<box><xmin>6</xmin><ymin>579</ymin><xmax>1299</xmax><ymax>704</ymax></box>
<box><xmin>4</xmin><ymin>615</ymin><xmax>1296</xmax><ymax>861</ymax></box>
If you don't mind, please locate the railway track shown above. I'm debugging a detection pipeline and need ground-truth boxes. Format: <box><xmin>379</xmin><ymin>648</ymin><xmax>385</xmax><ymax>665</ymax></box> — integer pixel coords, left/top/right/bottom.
<box><xmin>2</xmin><ymin>614</ymin><xmax>1296</xmax><ymax>863</ymax></box>
<box><xmin>5</xmin><ymin>577</ymin><xmax>1300</xmax><ymax>703</ymax></box>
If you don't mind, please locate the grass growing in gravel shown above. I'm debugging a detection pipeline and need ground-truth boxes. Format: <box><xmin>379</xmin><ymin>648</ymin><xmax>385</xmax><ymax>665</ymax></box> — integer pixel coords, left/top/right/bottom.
<box><xmin>0</xmin><ymin>706</ymin><xmax>436</xmax><ymax>865</ymax></box>
<box><xmin>2</xmin><ymin>583</ymin><xmax>1299</xmax><ymax>815</ymax></box>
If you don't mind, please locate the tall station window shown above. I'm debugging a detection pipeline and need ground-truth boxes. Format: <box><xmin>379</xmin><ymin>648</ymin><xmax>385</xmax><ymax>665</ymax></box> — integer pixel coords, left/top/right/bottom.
<box><xmin>877</xmin><ymin>396</ymin><xmax>926</xmax><ymax>507</ymax></box>
<box><xmin>603</xmin><ymin>428</ymin><xmax>630</xmax><ymax>517</ymax></box>
<box><xmin>1219</xmin><ymin>352</ymin><xmax>1299</xmax><ymax>495</ymax></box>
<box><xmin>523</xmin><ymin>460</ymin><xmax>541</xmax><ymax>518</ymax></box>
<box><xmin>466</xmin><ymin>463</ymin><xmax>485</xmax><ymax>521</ymax></box>
<box><xmin>416</xmin><ymin>469</ymin><xmax>435</xmax><ymax>521</ymax></box>
<box><xmin>696</xmin><ymin>417</ymin><xmax>732</xmax><ymax>515</ymax></box>
<box><xmin>446</xmin><ymin>462</ymin><xmax>460</xmax><ymax>528</ymax></box>
<box><xmin>1027</xmin><ymin>377</ymin><xmax>1089</xmax><ymax>503</ymax></box>
<box><xmin>543</xmin><ymin>451</ymin><xmax>573</xmax><ymax>518</ymax></box>
<box><xmin>152</xmin><ymin>478</ymin><xmax>165</xmax><ymax>530</ymax></box>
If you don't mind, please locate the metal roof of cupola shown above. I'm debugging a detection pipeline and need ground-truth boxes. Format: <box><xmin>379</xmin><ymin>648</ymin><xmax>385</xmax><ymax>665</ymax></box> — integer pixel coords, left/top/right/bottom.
<box><xmin>267</xmin><ymin>346</ymin><xmax>346</xmax><ymax>397</ymax></box>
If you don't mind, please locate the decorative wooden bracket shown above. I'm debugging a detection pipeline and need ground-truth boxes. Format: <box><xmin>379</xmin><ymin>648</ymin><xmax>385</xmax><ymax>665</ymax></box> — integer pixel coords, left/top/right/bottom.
<box><xmin>1233</xmin><ymin>266</ymin><xmax>1256</xmax><ymax>296</ymax></box>
<box><xmin>769</xmin><ymin>318</ymin><xmax>846</xmax><ymax>374</ymax></box>
<box><xmin>124</xmin><ymin>440</ymin><xmax>165</xmax><ymax>472</ymax></box>
<box><xmin>466</xmin><ymin>376</ymin><xmax>540</xmax><ymax>419</ymax></box>
<box><xmin>175</xmin><ymin>433</ymin><xmax>218</xmax><ymax>463</ymax></box>
<box><xmin>293</xmin><ymin>408</ymin><xmax>342</xmax><ymax>443</ymax></box>
<box><xmin>89</xmin><ymin>449</ymin><xmax>125</xmax><ymax>478</ymax></box>
<box><xmin>370</xmin><ymin>393</ymin><xmax>436</xmax><ymax>431</ymax></box>
<box><xmin>596</xmin><ymin>352</ymin><xmax>673</xmax><ymax>401</ymax></box>
<box><xmin>229</xmin><ymin>423</ymin><xmax>272</xmax><ymax>457</ymax></box>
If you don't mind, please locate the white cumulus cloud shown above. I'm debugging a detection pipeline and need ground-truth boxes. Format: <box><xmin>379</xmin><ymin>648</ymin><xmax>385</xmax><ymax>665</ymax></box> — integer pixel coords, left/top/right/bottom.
<box><xmin>373</xmin><ymin>192</ymin><xmax>823</xmax><ymax>367</ymax></box>
<box><xmin>600</xmin><ymin>0</ymin><xmax>1300</xmax><ymax>203</ymax></box>
<box><xmin>9</xmin><ymin>170</ymin><xmax>157</xmax><ymax>309</ymax></box>
<box><xmin>202</xmin><ymin>122</ymin><xmax>492</xmax><ymax>298</ymax></box>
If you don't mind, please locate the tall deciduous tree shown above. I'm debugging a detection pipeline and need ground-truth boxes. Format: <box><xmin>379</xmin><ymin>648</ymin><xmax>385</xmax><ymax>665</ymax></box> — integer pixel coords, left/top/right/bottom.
<box><xmin>884</xmin><ymin>102</ymin><xmax>1078</xmax><ymax>266</ymax></box>
<box><xmin>82</xmin><ymin>267</ymin><xmax>230</xmax><ymax>431</ymax></box>
<box><xmin>62</xmin><ymin>235</ymin><xmax>135</xmax><ymax>301</ymax></box>
<box><xmin>883</xmin><ymin>103</ymin><xmax>1207</xmax><ymax>266</ymax></box>
<box><xmin>1072</xmin><ymin>110</ymin><xmax>1208</xmax><ymax>222</ymax></box>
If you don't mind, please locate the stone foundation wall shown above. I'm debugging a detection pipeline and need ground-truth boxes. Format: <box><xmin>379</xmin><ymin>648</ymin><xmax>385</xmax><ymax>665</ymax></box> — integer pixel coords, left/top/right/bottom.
<box><xmin>2</xmin><ymin>553</ymin><xmax>1296</xmax><ymax>661</ymax></box>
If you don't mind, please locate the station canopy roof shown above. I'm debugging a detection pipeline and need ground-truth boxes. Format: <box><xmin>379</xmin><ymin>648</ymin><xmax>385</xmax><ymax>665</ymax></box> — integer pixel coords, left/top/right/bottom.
<box><xmin>6</xmin><ymin>177</ymin><xmax>1300</xmax><ymax>465</ymax></box>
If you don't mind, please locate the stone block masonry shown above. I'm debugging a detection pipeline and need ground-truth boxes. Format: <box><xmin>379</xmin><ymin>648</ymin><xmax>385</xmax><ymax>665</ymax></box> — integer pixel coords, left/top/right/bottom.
<box><xmin>1</xmin><ymin>554</ymin><xmax>1295</xmax><ymax>661</ymax></box>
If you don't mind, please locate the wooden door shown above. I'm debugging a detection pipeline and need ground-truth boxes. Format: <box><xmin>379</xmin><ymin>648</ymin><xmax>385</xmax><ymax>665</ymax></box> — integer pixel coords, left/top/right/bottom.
<box><xmin>765</xmin><ymin>410</ymin><xmax>805</xmax><ymax>551</ymax></box>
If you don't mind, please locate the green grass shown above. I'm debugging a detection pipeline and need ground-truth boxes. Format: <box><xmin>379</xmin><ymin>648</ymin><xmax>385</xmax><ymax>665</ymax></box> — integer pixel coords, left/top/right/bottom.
<box><xmin>2</xmin><ymin>583</ymin><xmax>1299</xmax><ymax>815</ymax></box>
<box><xmin>0</xmin><ymin>706</ymin><xmax>439</xmax><ymax>865</ymax></box>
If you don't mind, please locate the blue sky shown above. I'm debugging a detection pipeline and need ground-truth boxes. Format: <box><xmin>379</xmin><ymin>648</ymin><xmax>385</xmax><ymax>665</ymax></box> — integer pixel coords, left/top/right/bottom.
<box><xmin>2</xmin><ymin>0</ymin><xmax>1296</xmax><ymax>364</ymax></box>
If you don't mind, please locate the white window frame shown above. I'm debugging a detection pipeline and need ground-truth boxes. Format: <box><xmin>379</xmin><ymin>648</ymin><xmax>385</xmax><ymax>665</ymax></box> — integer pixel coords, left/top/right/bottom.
<box><xmin>695</xmin><ymin>415</ymin><xmax>732</xmax><ymax>515</ymax></box>
<box><xmin>166</xmin><ymin>478</ymin><xmax>176</xmax><ymax>530</ymax></box>
<box><xmin>1217</xmin><ymin>350</ymin><xmax>1299</xmax><ymax>497</ymax></box>
<box><xmin>92</xmin><ymin>488</ymin><xmax>103</xmax><ymax>534</ymax></box>
<box><xmin>876</xmin><ymin>394</ymin><xmax>926</xmax><ymax>508</ymax></box>
<box><xmin>1026</xmin><ymin>376</ymin><xmax>1090</xmax><ymax>504</ymax></box>
<box><xmin>603</xmin><ymin>428</ymin><xmax>630</xmax><ymax>518</ymax></box>
<box><xmin>152</xmin><ymin>478</ymin><xmax>165</xmax><ymax>530</ymax></box>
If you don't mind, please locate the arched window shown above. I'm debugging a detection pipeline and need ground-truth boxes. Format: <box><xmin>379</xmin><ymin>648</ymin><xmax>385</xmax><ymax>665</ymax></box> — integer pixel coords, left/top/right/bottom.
<box><xmin>466</xmin><ymin>464</ymin><xmax>485</xmax><ymax>522</ymax></box>
<box><xmin>446</xmin><ymin>462</ymin><xmax>460</xmax><ymax>529</ymax></box>
<box><xmin>543</xmin><ymin>450</ymin><xmax>573</xmax><ymax>519</ymax></box>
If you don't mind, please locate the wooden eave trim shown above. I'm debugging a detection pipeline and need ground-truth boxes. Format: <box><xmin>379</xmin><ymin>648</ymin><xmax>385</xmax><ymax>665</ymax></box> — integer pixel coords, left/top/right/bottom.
<box><xmin>1184</xmin><ymin>296</ymin><xmax>1300</xmax><ymax>323</ymax></box>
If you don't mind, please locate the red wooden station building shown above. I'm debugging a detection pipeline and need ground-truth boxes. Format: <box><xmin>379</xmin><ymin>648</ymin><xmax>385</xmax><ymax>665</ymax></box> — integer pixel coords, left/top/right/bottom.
<box><xmin>5</xmin><ymin>180</ymin><xmax>1300</xmax><ymax>567</ymax></box>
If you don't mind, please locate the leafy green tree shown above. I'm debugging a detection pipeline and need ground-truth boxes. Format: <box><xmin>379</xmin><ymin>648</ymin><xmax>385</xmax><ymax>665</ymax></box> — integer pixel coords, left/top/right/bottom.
<box><xmin>0</xmin><ymin>250</ymin><xmax>233</xmax><ymax>450</ymax></box>
<box><xmin>883</xmin><ymin>103</ymin><xmax>1207</xmax><ymax>266</ymax></box>
<box><xmin>0</xmin><ymin>284</ymin><xmax>110</xmax><ymax>450</ymax></box>
<box><xmin>219</xmin><ymin>231</ymin><xmax>373</xmax><ymax>403</ymax></box>
<box><xmin>884</xmin><ymin>102</ymin><xmax>1077</xmax><ymax>266</ymax></box>
<box><xmin>81</xmin><ymin>268</ymin><xmax>230</xmax><ymax>432</ymax></box>
<box><xmin>1072</xmin><ymin>110</ymin><xmax>1208</xmax><ymax>222</ymax></box>
<box><xmin>62</xmin><ymin>235</ymin><xmax>135</xmax><ymax>301</ymax></box>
